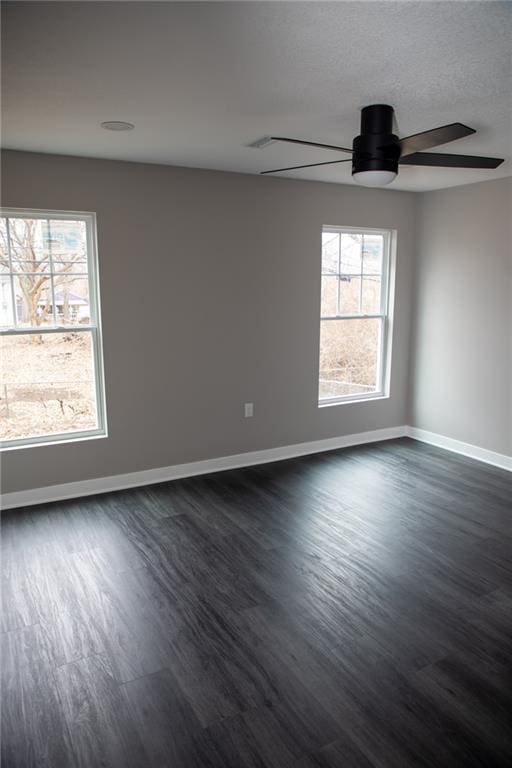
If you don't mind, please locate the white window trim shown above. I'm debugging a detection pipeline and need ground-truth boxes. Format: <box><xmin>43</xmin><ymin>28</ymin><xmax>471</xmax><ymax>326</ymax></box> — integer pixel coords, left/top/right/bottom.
<box><xmin>0</xmin><ymin>207</ymin><xmax>108</xmax><ymax>450</ymax></box>
<box><xmin>318</xmin><ymin>225</ymin><xmax>396</xmax><ymax>407</ymax></box>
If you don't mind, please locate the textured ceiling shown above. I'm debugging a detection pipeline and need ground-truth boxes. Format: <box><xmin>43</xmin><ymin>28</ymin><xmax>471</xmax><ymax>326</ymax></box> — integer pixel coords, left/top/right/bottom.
<box><xmin>2</xmin><ymin>1</ymin><xmax>511</xmax><ymax>191</ymax></box>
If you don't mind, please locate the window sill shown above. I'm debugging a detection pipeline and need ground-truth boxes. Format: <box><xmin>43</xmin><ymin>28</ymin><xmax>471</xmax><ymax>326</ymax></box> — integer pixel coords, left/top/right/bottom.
<box><xmin>318</xmin><ymin>393</ymin><xmax>390</xmax><ymax>408</ymax></box>
<box><xmin>0</xmin><ymin>429</ymin><xmax>108</xmax><ymax>452</ymax></box>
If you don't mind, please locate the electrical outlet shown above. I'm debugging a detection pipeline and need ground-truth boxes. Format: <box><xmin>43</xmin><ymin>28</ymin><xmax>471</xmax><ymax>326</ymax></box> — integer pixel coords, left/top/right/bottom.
<box><xmin>244</xmin><ymin>402</ymin><xmax>254</xmax><ymax>418</ymax></box>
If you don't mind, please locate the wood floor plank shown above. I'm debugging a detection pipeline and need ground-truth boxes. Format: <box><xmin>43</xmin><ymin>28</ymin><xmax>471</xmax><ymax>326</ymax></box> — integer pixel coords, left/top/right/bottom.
<box><xmin>121</xmin><ymin>668</ymin><xmax>224</xmax><ymax>768</ymax></box>
<box><xmin>207</xmin><ymin>705</ymin><xmax>306</xmax><ymax>768</ymax></box>
<box><xmin>54</xmin><ymin>653</ymin><xmax>147</xmax><ymax>768</ymax></box>
<box><xmin>299</xmin><ymin>737</ymin><xmax>378</xmax><ymax>768</ymax></box>
<box><xmin>2</xmin><ymin>624</ymin><xmax>72</xmax><ymax>768</ymax></box>
<box><xmin>412</xmin><ymin>656</ymin><xmax>512</xmax><ymax>765</ymax></box>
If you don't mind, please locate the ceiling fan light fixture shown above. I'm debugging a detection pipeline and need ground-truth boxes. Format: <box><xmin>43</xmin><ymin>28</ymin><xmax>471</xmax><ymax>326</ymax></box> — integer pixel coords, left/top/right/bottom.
<box><xmin>352</xmin><ymin>170</ymin><xmax>397</xmax><ymax>187</ymax></box>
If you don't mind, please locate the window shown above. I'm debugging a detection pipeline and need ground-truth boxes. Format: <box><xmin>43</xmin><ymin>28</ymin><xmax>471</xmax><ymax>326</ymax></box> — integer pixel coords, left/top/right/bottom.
<box><xmin>0</xmin><ymin>209</ymin><xmax>106</xmax><ymax>448</ymax></box>
<box><xmin>318</xmin><ymin>226</ymin><xmax>394</xmax><ymax>405</ymax></box>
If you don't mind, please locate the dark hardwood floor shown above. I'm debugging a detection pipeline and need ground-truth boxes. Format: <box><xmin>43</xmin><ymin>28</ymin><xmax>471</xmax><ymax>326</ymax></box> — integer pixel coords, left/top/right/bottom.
<box><xmin>2</xmin><ymin>437</ymin><xmax>512</xmax><ymax>767</ymax></box>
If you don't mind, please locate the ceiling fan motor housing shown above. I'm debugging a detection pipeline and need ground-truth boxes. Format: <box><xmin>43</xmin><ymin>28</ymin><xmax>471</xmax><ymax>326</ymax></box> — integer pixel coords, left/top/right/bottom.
<box><xmin>352</xmin><ymin>104</ymin><xmax>401</xmax><ymax>175</ymax></box>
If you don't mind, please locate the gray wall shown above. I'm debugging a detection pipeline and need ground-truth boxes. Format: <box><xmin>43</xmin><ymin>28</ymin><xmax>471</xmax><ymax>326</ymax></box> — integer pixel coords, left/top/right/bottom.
<box><xmin>1</xmin><ymin>150</ymin><xmax>416</xmax><ymax>494</ymax></box>
<box><xmin>409</xmin><ymin>177</ymin><xmax>512</xmax><ymax>456</ymax></box>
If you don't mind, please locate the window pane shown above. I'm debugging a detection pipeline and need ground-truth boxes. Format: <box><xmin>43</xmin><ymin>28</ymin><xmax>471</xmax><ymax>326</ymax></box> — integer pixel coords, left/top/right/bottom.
<box><xmin>8</xmin><ymin>218</ymin><xmax>49</xmax><ymax>261</ymax></box>
<box><xmin>361</xmin><ymin>275</ymin><xmax>381</xmax><ymax>313</ymax></box>
<box><xmin>362</xmin><ymin>234</ymin><xmax>383</xmax><ymax>274</ymax></box>
<box><xmin>321</xmin><ymin>276</ymin><xmax>338</xmax><ymax>316</ymax></box>
<box><xmin>10</xmin><ymin>259</ymin><xmax>50</xmax><ymax>274</ymax></box>
<box><xmin>0</xmin><ymin>332</ymin><xmax>98</xmax><ymax>442</ymax></box>
<box><xmin>322</xmin><ymin>232</ymin><xmax>339</xmax><ymax>274</ymax></box>
<box><xmin>1</xmin><ymin>276</ymin><xmax>14</xmax><ymax>327</ymax></box>
<box><xmin>0</xmin><ymin>215</ymin><xmax>92</xmax><ymax>330</ymax></box>
<box><xmin>338</xmin><ymin>275</ymin><xmax>361</xmax><ymax>313</ymax></box>
<box><xmin>48</xmin><ymin>219</ymin><xmax>87</xmax><ymax>266</ymax></box>
<box><xmin>53</xmin><ymin>275</ymin><xmax>90</xmax><ymax>325</ymax></box>
<box><xmin>14</xmin><ymin>276</ymin><xmax>55</xmax><ymax>327</ymax></box>
<box><xmin>319</xmin><ymin>318</ymin><xmax>381</xmax><ymax>400</ymax></box>
<box><xmin>340</xmin><ymin>233</ymin><xmax>361</xmax><ymax>273</ymax></box>
<box><xmin>52</xmin><ymin>261</ymin><xmax>88</xmax><ymax>273</ymax></box>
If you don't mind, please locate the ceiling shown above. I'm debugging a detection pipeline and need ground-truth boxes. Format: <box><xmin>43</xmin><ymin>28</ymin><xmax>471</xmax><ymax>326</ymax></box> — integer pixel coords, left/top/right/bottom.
<box><xmin>2</xmin><ymin>1</ymin><xmax>511</xmax><ymax>192</ymax></box>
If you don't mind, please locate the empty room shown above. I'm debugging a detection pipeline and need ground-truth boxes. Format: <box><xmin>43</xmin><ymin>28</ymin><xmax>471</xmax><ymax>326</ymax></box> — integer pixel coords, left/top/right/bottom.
<box><xmin>1</xmin><ymin>2</ymin><xmax>511</xmax><ymax>767</ymax></box>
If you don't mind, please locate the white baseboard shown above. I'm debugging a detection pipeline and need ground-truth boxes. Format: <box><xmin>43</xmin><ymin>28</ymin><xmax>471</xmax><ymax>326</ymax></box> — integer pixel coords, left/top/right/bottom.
<box><xmin>406</xmin><ymin>426</ymin><xmax>512</xmax><ymax>472</ymax></box>
<box><xmin>1</xmin><ymin>425</ymin><xmax>407</xmax><ymax>511</ymax></box>
<box><xmin>4</xmin><ymin>424</ymin><xmax>508</xmax><ymax>511</ymax></box>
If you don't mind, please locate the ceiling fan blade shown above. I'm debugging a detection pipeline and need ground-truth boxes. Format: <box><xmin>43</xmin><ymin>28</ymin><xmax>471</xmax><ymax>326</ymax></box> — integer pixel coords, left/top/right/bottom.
<box><xmin>260</xmin><ymin>159</ymin><xmax>352</xmax><ymax>175</ymax></box>
<box><xmin>400</xmin><ymin>152</ymin><xmax>504</xmax><ymax>169</ymax></box>
<box><xmin>270</xmin><ymin>136</ymin><xmax>352</xmax><ymax>153</ymax></box>
<box><xmin>398</xmin><ymin>123</ymin><xmax>476</xmax><ymax>156</ymax></box>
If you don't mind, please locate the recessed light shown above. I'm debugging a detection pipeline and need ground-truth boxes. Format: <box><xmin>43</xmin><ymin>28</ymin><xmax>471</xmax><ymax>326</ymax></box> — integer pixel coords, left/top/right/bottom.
<box><xmin>101</xmin><ymin>121</ymin><xmax>135</xmax><ymax>131</ymax></box>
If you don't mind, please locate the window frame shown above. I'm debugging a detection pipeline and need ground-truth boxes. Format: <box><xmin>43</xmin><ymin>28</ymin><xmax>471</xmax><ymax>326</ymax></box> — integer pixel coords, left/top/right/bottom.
<box><xmin>0</xmin><ymin>207</ymin><xmax>107</xmax><ymax>450</ymax></box>
<box><xmin>318</xmin><ymin>224</ymin><xmax>395</xmax><ymax>407</ymax></box>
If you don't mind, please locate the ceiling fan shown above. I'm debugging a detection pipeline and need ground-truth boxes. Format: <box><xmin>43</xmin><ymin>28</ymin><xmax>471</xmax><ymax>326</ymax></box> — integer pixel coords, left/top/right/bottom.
<box><xmin>258</xmin><ymin>104</ymin><xmax>504</xmax><ymax>187</ymax></box>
